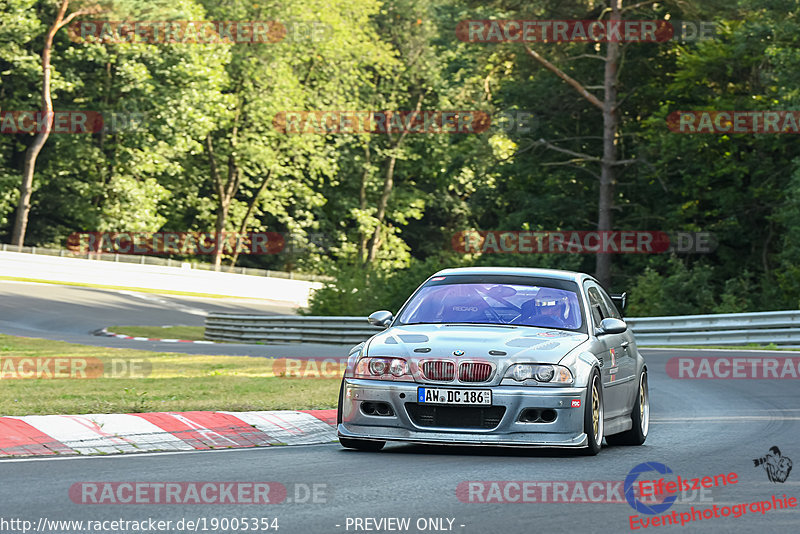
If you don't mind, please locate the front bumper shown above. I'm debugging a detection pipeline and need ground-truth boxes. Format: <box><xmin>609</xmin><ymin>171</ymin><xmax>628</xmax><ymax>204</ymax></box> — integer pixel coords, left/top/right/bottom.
<box><xmin>338</xmin><ymin>378</ymin><xmax>588</xmax><ymax>448</ymax></box>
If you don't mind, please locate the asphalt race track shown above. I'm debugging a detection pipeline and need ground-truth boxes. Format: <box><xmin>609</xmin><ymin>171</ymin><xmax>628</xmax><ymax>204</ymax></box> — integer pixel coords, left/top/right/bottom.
<box><xmin>0</xmin><ymin>281</ymin><xmax>344</xmax><ymax>359</ymax></box>
<box><xmin>1</xmin><ymin>280</ymin><xmax>799</xmax><ymax>533</ymax></box>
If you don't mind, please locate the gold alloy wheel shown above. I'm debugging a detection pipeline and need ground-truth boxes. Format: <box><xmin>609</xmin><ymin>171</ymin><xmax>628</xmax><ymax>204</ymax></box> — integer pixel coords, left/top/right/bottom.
<box><xmin>592</xmin><ymin>379</ymin><xmax>600</xmax><ymax>440</ymax></box>
<box><xmin>639</xmin><ymin>382</ymin><xmax>645</xmax><ymax>420</ymax></box>
<box><xmin>639</xmin><ymin>374</ymin><xmax>650</xmax><ymax>435</ymax></box>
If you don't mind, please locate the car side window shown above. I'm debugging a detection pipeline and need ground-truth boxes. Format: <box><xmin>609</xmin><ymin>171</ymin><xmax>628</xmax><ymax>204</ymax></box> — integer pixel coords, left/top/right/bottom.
<box><xmin>585</xmin><ymin>286</ymin><xmax>604</xmax><ymax>327</ymax></box>
<box><xmin>597</xmin><ymin>289</ymin><xmax>622</xmax><ymax>320</ymax></box>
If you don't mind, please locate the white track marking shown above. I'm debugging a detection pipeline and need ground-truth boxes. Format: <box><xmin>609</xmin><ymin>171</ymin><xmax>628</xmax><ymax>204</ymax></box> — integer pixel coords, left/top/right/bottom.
<box><xmin>11</xmin><ymin>414</ymin><xmax>193</xmax><ymax>455</ymax></box>
<box><xmin>223</xmin><ymin>411</ymin><xmax>337</xmax><ymax>445</ymax></box>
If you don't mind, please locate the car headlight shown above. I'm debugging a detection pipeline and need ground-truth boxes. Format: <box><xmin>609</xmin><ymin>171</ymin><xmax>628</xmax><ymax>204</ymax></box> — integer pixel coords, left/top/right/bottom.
<box><xmin>355</xmin><ymin>357</ymin><xmax>411</xmax><ymax>380</ymax></box>
<box><xmin>506</xmin><ymin>364</ymin><xmax>573</xmax><ymax>384</ymax></box>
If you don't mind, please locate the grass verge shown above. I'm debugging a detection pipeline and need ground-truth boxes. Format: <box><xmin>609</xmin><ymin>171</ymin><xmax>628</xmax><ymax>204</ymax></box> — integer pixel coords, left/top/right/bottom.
<box><xmin>109</xmin><ymin>325</ymin><xmax>207</xmax><ymax>341</ymax></box>
<box><xmin>0</xmin><ymin>334</ymin><xmax>339</xmax><ymax>415</ymax></box>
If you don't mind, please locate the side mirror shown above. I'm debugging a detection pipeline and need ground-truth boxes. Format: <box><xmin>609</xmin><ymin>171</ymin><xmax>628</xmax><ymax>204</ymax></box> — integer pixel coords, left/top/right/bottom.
<box><xmin>610</xmin><ymin>292</ymin><xmax>627</xmax><ymax>315</ymax></box>
<box><xmin>596</xmin><ymin>317</ymin><xmax>627</xmax><ymax>336</ymax></box>
<box><xmin>368</xmin><ymin>310</ymin><xmax>393</xmax><ymax>328</ymax></box>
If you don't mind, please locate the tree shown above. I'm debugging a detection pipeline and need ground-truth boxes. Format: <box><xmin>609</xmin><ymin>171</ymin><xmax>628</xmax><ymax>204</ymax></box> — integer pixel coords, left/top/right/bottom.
<box><xmin>197</xmin><ymin>0</ymin><xmax>394</xmax><ymax>270</ymax></box>
<box><xmin>11</xmin><ymin>0</ymin><xmax>98</xmax><ymax>246</ymax></box>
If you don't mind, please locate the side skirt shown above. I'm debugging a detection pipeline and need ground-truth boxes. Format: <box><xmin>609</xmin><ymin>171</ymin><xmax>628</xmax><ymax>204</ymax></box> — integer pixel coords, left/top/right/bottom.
<box><xmin>603</xmin><ymin>414</ymin><xmax>632</xmax><ymax>436</ymax></box>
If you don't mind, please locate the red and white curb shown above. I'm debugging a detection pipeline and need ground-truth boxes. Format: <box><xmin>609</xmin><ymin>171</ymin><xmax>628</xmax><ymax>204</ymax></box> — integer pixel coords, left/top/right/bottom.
<box><xmin>97</xmin><ymin>327</ymin><xmax>216</xmax><ymax>345</ymax></box>
<box><xmin>0</xmin><ymin>409</ymin><xmax>337</xmax><ymax>457</ymax></box>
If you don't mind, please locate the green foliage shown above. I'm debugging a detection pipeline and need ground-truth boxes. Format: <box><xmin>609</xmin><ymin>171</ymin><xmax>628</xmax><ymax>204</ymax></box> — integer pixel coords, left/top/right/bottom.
<box><xmin>305</xmin><ymin>256</ymin><xmax>458</xmax><ymax>316</ymax></box>
<box><xmin>627</xmin><ymin>258</ymin><xmax>716</xmax><ymax>317</ymax></box>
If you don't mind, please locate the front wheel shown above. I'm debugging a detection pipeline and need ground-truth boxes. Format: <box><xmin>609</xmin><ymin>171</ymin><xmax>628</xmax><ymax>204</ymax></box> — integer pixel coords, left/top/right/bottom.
<box><xmin>339</xmin><ymin>437</ymin><xmax>385</xmax><ymax>451</ymax></box>
<box><xmin>580</xmin><ymin>369</ymin><xmax>604</xmax><ymax>455</ymax></box>
<box><xmin>606</xmin><ymin>370</ymin><xmax>649</xmax><ymax>446</ymax></box>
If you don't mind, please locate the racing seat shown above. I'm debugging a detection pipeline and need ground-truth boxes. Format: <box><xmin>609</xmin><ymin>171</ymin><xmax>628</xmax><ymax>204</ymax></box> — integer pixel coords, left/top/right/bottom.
<box><xmin>439</xmin><ymin>294</ymin><xmax>490</xmax><ymax>323</ymax></box>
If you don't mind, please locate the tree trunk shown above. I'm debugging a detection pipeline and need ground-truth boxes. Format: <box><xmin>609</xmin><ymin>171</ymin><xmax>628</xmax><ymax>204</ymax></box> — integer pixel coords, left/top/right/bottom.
<box><xmin>595</xmin><ymin>0</ymin><xmax>622</xmax><ymax>288</ymax></box>
<box><xmin>206</xmin><ymin>105</ymin><xmax>242</xmax><ymax>271</ymax></box>
<box><xmin>230</xmin><ymin>169</ymin><xmax>272</xmax><ymax>267</ymax></box>
<box><xmin>12</xmin><ymin>1</ymin><xmax>70</xmax><ymax>246</ymax></box>
<box><xmin>206</xmin><ymin>134</ymin><xmax>238</xmax><ymax>271</ymax></box>
<box><xmin>366</xmin><ymin>155</ymin><xmax>396</xmax><ymax>263</ymax></box>
<box><xmin>521</xmin><ymin>1</ymin><xmax>629</xmax><ymax>289</ymax></box>
<box><xmin>363</xmin><ymin>97</ymin><xmax>423</xmax><ymax>264</ymax></box>
<box><xmin>358</xmin><ymin>143</ymin><xmax>371</xmax><ymax>264</ymax></box>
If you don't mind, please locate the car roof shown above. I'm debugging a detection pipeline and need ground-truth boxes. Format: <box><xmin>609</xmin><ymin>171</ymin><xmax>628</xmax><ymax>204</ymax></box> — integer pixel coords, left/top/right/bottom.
<box><xmin>431</xmin><ymin>266</ymin><xmax>594</xmax><ymax>284</ymax></box>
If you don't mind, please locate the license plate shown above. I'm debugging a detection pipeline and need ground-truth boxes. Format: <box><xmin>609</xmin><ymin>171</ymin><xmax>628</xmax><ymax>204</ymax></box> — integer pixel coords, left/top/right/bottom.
<box><xmin>417</xmin><ymin>387</ymin><xmax>492</xmax><ymax>405</ymax></box>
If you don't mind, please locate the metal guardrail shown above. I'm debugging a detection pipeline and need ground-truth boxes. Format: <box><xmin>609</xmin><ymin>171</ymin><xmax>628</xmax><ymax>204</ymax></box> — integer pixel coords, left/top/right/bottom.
<box><xmin>204</xmin><ymin>315</ymin><xmax>382</xmax><ymax>345</ymax></box>
<box><xmin>626</xmin><ymin>310</ymin><xmax>800</xmax><ymax>346</ymax></box>
<box><xmin>205</xmin><ymin>310</ymin><xmax>800</xmax><ymax>346</ymax></box>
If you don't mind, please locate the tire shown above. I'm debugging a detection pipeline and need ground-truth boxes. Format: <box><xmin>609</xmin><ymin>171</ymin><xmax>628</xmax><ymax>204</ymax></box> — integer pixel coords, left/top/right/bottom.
<box><xmin>339</xmin><ymin>437</ymin><xmax>386</xmax><ymax>451</ymax></box>
<box><xmin>606</xmin><ymin>370</ymin><xmax>649</xmax><ymax>446</ymax></box>
<box><xmin>580</xmin><ymin>369</ymin><xmax>604</xmax><ymax>456</ymax></box>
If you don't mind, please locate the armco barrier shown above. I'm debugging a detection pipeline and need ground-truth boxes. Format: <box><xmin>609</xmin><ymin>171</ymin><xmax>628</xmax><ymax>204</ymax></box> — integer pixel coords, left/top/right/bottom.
<box><xmin>204</xmin><ymin>315</ymin><xmax>382</xmax><ymax>344</ymax></box>
<box><xmin>204</xmin><ymin>310</ymin><xmax>800</xmax><ymax>346</ymax></box>
<box><xmin>626</xmin><ymin>310</ymin><xmax>800</xmax><ymax>346</ymax></box>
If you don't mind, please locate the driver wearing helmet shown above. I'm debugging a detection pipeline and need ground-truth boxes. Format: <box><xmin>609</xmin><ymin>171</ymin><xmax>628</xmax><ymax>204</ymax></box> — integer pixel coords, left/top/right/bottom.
<box><xmin>520</xmin><ymin>288</ymin><xmax>570</xmax><ymax>328</ymax></box>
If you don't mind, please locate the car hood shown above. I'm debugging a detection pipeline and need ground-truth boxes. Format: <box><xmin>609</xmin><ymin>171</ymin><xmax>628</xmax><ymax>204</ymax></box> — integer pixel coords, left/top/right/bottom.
<box><xmin>365</xmin><ymin>324</ymin><xmax>589</xmax><ymax>365</ymax></box>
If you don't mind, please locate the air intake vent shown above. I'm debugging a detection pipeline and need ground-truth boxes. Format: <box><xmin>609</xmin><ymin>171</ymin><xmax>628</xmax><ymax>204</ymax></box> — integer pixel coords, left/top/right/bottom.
<box><xmin>459</xmin><ymin>362</ymin><xmax>493</xmax><ymax>382</ymax></box>
<box><xmin>421</xmin><ymin>360</ymin><xmax>455</xmax><ymax>381</ymax></box>
<box><xmin>406</xmin><ymin>404</ymin><xmax>505</xmax><ymax>429</ymax></box>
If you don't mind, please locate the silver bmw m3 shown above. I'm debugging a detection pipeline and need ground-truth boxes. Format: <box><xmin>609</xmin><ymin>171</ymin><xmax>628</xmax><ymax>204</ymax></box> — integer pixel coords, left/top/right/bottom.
<box><xmin>336</xmin><ymin>267</ymin><xmax>649</xmax><ymax>455</ymax></box>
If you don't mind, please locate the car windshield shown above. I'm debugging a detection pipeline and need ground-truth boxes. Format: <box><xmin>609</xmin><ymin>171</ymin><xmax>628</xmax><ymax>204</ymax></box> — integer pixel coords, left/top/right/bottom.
<box><xmin>397</xmin><ymin>282</ymin><xmax>583</xmax><ymax>330</ymax></box>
